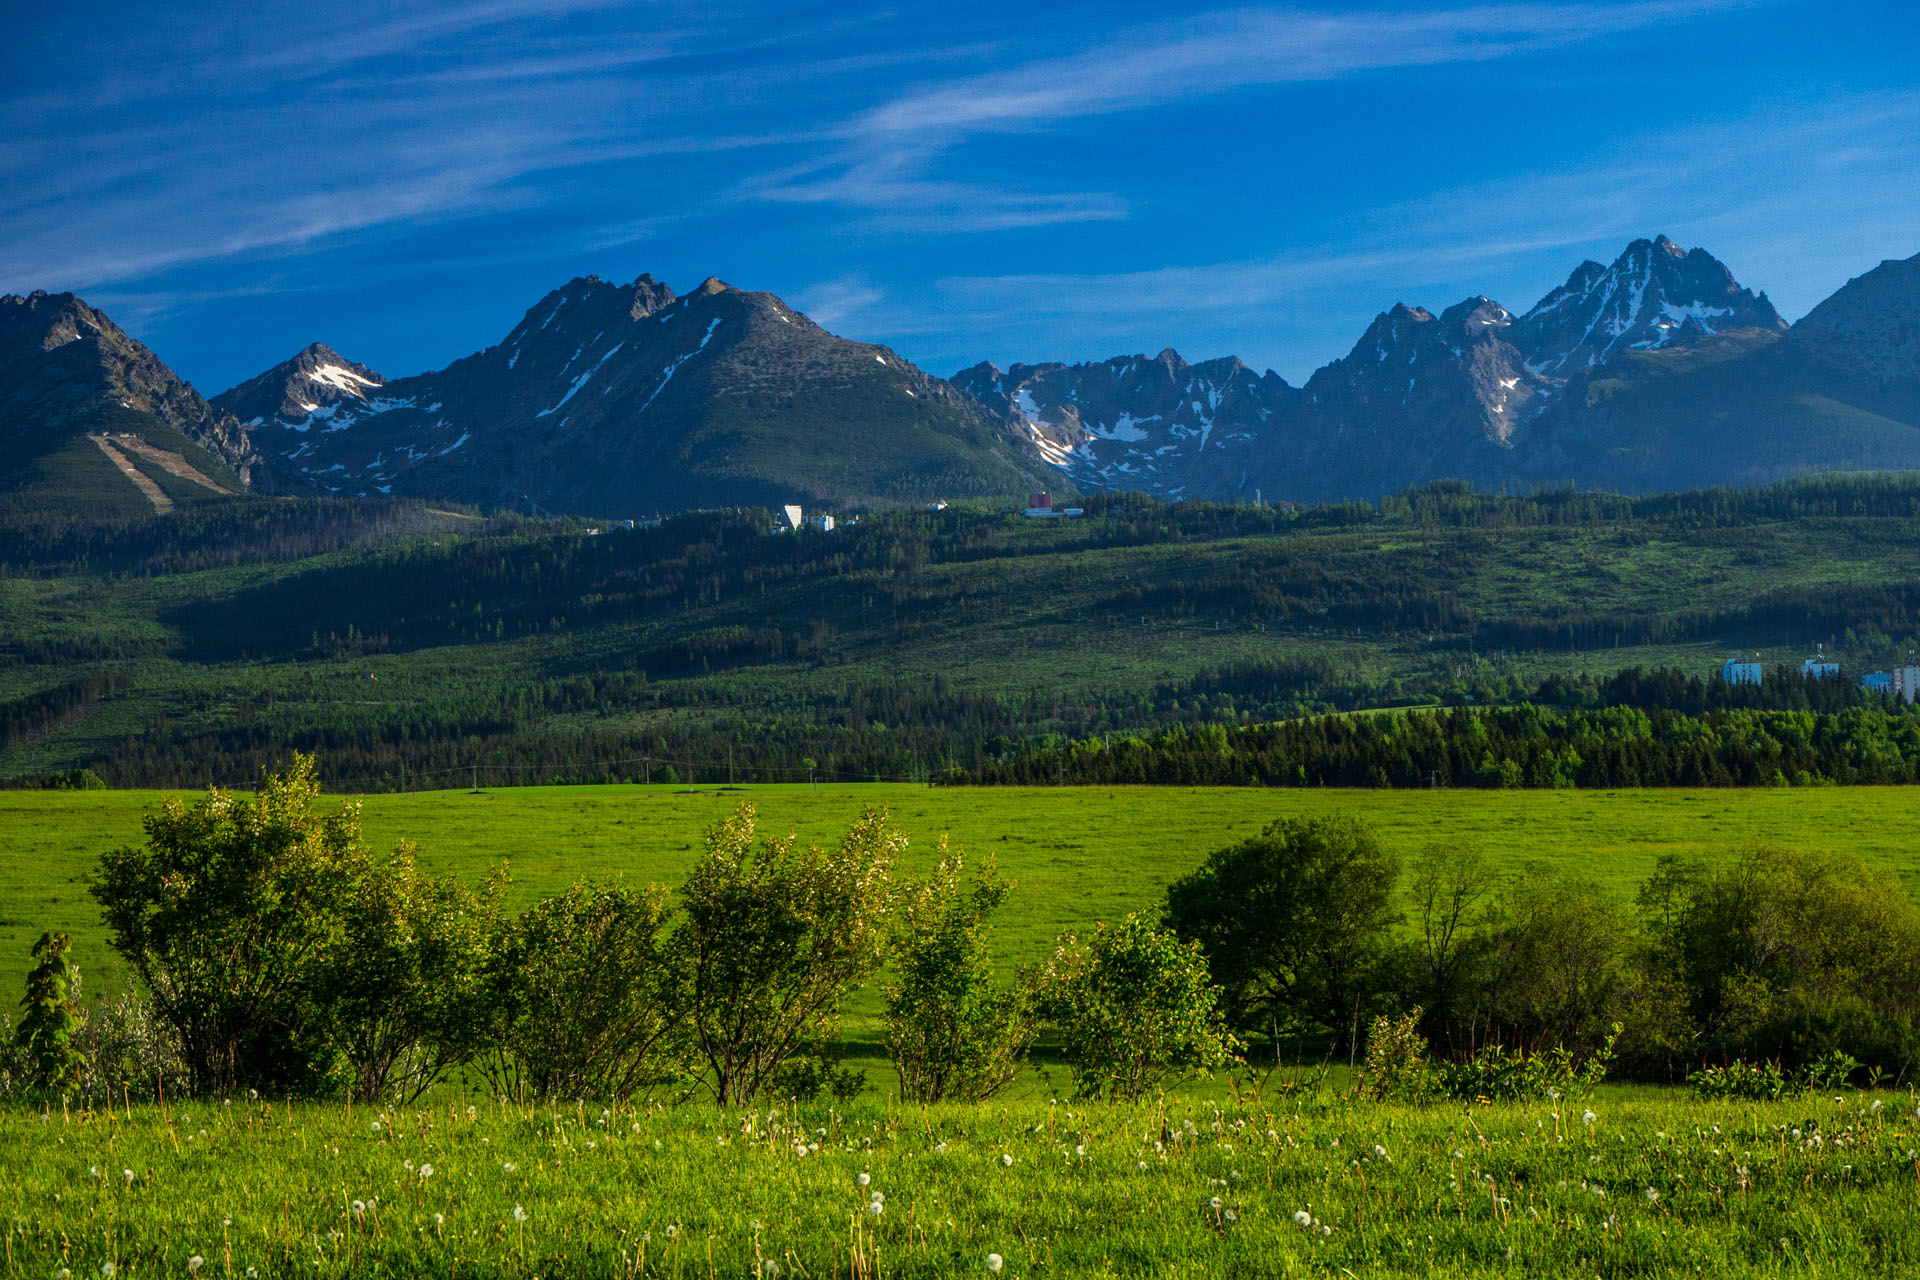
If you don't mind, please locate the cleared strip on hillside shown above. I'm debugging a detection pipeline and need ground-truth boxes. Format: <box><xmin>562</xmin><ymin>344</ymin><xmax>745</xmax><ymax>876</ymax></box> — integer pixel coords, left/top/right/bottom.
<box><xmin>88</xmin><ymin>435</ymin><xmax>171</xmax><ymax>513</ymax></box>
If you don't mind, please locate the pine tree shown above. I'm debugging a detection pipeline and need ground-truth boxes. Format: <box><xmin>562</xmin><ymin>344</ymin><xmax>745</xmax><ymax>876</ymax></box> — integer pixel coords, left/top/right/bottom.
<box><xmin>18</xmin><ymin>931</ymin><xmax>85</xmax><ymax>1092</ymax></box>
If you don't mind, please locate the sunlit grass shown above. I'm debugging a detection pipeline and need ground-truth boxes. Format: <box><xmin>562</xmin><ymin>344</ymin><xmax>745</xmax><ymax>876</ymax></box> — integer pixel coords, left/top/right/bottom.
<box><xmin>5</xmin><ymin>1090</ymin><xmax>1917</xmax><ymax>1277</ymax></box>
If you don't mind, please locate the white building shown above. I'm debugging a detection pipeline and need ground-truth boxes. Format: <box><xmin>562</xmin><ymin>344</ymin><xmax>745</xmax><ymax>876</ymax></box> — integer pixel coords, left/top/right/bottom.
<box><xmin>779</xmin><ymin>504</ymin><xmax>804</xmax><ymax>531</ymax></box>
<box><xmin>1894</xmin><ymin>666</ymin><xmax>1920</xmax><ymax>703</ymax></box>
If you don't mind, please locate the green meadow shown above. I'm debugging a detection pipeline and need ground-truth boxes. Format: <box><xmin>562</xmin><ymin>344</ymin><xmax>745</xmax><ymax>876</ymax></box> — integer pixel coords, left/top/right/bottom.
<box><xmin>9</xmin><ymin>782</ymin><xmax>1920</xmax><ymax>1054</ymax></box>
<box><xmin>3</xmin><ymin>1091</ymin><xmax>1916</xmax><ymax>1278</ymax></box>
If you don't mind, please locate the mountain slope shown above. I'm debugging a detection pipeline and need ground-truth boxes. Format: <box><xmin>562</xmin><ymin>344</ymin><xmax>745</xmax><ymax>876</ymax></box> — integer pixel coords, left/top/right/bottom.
<box><xmin>0</xmin><ymin>291</ymin><xmax>255</xmax><ymax>519</ymax></box>
<box><xmin>240</xmin><ymin>274</ymin><xmax>1062</xmax><ymax>514</ymax></box>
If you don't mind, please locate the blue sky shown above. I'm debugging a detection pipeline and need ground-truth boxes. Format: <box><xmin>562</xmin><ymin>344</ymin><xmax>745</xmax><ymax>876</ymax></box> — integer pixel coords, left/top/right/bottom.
<box><xmin>5</xmin><ymin>0</ymin><xmax>1918</xmax><ymax>393</ymax></box>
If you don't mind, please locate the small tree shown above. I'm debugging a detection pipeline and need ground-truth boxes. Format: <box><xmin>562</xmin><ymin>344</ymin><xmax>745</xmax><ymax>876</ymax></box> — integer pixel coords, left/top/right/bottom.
<box><xmin>1164</xmin><ymin>816</ymin><xmax>1400</xmax><ymax>1056</ymax></box>
<box><xmin>678</xmin><ymin>804</ymin><xmax>901</xmax><ymax>1104</ymax></box>
<box><xmin>481</xmin><ymin>880</ymin><xmax>684</xmax><ymax>1102</ymax></box>
<box><xmin>17</xmin><ymin>931</ymin><xmax>85</xmax><ymax>1092</ymax></box>
<box><xmin>886</xmin><ymin>847</ymin><xmax>1036</xmax><ymax>1103</ymax></box>
<box><xmin>1039</xmin><ymin>913</ymin><xmax>1240</xmax><ymax>1102</ymax></box>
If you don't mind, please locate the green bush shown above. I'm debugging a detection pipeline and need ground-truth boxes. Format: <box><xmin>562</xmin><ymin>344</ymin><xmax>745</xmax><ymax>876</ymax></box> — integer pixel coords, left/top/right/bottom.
<box><xmin>885</xmin><ymin>847</ymin><xmax>1036</xmax><ymax>1103</ymax></box>
<box><xmin>1360</xmin><ymin>1009</ymin><xmax>1431</xmax><ymax>1101</ymax></box>
<box><xmin>481</xmin><ymin>880</ymin><xmax>684</xmax><ymax>1103</ymax></box>
<box><xmin>1039</xmin><ymin>912</ymin><xmax>1240</xmax><ymax>1102</ymax></box>
<box><xmin>1431</xmin><ymin>1025</ymin><xmax>1619</xmax><ymax>1101</ymax></box>
<box><xmin>677</xmin><ymin>804</ymin><xmax>902</xmax><ymax>1104</ymax></box>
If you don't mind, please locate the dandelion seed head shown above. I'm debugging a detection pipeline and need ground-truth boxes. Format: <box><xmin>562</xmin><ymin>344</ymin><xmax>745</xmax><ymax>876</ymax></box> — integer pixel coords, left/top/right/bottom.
<box><xmin>857</xmin><ymin>1172</ymin><xmax>871</xmax><ymax>1186</ymax></box>
<box><xmin>352</xmin><ymin>1200</ymin><xmax>367</xmax><ymax>1217</ymax></box>
<box><xmin>187</xmin><ymin>1256</ymin><xmax>203</xmax><ymax>1273</ymax></box>
<box><xmin>101</xmin><ymin>1264</ymin><xmax>116</xmax><ymax>1278</ymax></box>
<box><xmin>999</xmin><ymin>1154</ymin><xmax>1013</xmax><ymax>1168</ymax></box>
<box><xmin>512</xmin><ymin>1205</ymin><xmax>528</xmax><ymax>1223</ymax></box>
<box><xmin>1294</xmin><ymin>1210</ymin><xmax>1313</xmax><ymax>1228</ymax></box>
<box><xmin>866</xmin><ymin>1201</ymin><xmax>883</xmax><ymax>1217</ymax></box>
<box><xmin>986</xmin><ymin>1254</ymin><xmax>1004</xmax><ymax>1273</ymax></box>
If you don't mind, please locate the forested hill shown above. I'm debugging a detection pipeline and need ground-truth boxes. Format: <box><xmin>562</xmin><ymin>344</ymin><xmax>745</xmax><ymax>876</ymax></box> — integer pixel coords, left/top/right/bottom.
<box><xmin>8</xmin><ymin>475</ymin><xmax>1920</xmax><ymax>789</ymax></box>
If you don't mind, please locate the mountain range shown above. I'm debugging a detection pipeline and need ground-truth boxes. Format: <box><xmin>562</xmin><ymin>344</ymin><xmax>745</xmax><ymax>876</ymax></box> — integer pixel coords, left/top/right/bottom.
<box><xmin>3</xmin><ymin>235</ymin><xmax>1918</xmax><ymax>519</ymax></box>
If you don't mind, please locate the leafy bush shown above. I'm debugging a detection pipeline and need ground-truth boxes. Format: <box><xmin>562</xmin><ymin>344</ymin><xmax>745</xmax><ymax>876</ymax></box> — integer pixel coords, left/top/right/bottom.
<box><xmin>1039</xmin><ymin>913</ymin><xmax>1240</xmax><ymax>1102</ymax></box>
<box><xmin>327</xmin><ymin>850</ymin><xmax>506</xmax><ymax>1103</ymax></box>
<box><xmin>74</xmin><ymin>990</ymin><xmax>188</xmax><ymax>1102</ymax></box>
<box><xmin>1360</xmin><ymin>1009</ymin><xmax>1431</xmax><ymax>1101</ymax></box>
<box><xmin>678</xmin><ymin>804</ymin><xmax>902</xmax><ymax>1104</ymax></box>
<box><xmin>1431</xmin><ymin>1025</ymin><xmax>1620</xmax><ymax>1101</ymax></box>
<box><xmin>1690</xmin><ymin>1050</ymin><xmax>1862</xmax><ymax>1100</ymax></box>
<box><xmin>481</xmin><ymin>881</ymin><xmax>684</xmax><ymax>1103</ymax></box>
<box><xmin>885</xmin><ymin>847</ymin><xmax>1036</xmax><ymax>1103</ymax></box>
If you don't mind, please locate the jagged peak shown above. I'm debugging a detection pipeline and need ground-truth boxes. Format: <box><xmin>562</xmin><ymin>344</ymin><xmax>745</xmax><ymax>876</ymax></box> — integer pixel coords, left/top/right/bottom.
<box><xmin>693</xmin><ymin>276</ymin><xmax>729</xmax><ymax>296</ymax></box>
<box><xmin>1152</xmin><ymin>347</ymin><xmax>1188</xmax><ymax>371</ymax></box>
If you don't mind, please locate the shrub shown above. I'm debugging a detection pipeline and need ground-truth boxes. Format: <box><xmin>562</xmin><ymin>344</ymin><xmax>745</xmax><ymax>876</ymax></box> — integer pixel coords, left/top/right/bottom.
<box><xmin>73</xmin><ymin>990</ymin><xmax>188</xmax><ymax>1102</ymax></box>
<box><xmin>327</xmin><ymin>850</ymin><xmax>506</xmax><ymax>1103</ymax></box>
<box><xmin>481</xmin><ymin>881</ymin><xmax>684</xmax><ymax>1103</ymax></box>
<box><xmin>1692</xmin><ymin>1050</ymin><xmax>1862</xmax><ymax>1100</ymax></box>
<box><xmin>1361</xmin><ymin>1008</ymin><xmax>1431</xmax><ymax>1101</ymax></box>
<box><xmin>678</xmin><ymin>804</ymin><xmax>902</xmax><ymax>1104</ymax></box>
<box><xmin>1432</xmin><ymin>1024</ymin><xmax>1620</xmax><ymax>1101</ymax></box>
<box><xmin>885</xmin><ymin>847</ymin><xmax>1037</xmax><ymax>1103</ymax></box>
<box><xmin>1039</xmin><ymin>913</ymin><xmax>1241</xmax><ymax>1102</ymax></box>
<box><xmin>89</xmin><ymin>756</ymin><xmax>380</xmax><ymax>1095</ymax></box>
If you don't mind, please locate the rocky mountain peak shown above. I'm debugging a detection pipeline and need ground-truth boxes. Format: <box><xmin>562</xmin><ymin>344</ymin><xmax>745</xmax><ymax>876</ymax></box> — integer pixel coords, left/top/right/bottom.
<box><xmin>1514</xmin><ymin>235</ymin><xmax>1785</xmax><ymax>377</ymax></box>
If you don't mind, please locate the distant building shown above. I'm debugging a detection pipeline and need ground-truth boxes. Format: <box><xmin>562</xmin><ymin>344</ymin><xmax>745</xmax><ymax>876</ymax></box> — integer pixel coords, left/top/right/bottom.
<box><xmin>1722</xmin><ymin>658</ymin><xmax>1763</xmax><ymax>686</ymax></box>
<box><xmin>809</xmin><ymin>514</ymin><xmax>835</xmax><ymax>532</ymax></box>
<box><xmin>1894</xmin><ymin>666</ymin><xmax>1920</xmax><ymax>703</ymax></box>
<box><xmin>778</xmin><ymin>504</ymin><xmax>804</xmax><ymax>531</ymax></box>
<box><xmin>1861</xmin><ymin>671</ymin><xmax>1894</xmax><ymax>694</ymax></box>
<box><xmin>1021</xmin><ymin>491</ymin><xmax>1084</xmax><ymax>518</ymax></box>
<box><xmin>1802</xmin><ymin>657</ymin><xmax>1840</xmax><ymax>679</ymax></box>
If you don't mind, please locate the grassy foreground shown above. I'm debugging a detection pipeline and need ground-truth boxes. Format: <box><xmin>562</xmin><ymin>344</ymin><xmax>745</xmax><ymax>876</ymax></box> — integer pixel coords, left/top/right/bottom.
<box><xmin>4</xmin><ymin>1091</ymin><xmax>1917</xmax><ymax>1278</ymax></box>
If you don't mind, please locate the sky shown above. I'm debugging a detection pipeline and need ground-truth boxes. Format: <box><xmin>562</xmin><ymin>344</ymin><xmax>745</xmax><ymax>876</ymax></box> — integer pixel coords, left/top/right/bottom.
<box><xmin>4</xmin><ymin>0</ymin><xmax>1919</xmax><ymax>393</ymax></box>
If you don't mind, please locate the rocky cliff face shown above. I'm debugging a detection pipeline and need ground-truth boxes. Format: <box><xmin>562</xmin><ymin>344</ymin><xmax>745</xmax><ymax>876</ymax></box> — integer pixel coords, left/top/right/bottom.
<box><xmin>0</xmin><ymin>290</ymin><xmax>257</xmax><ymax>478</ymax></box>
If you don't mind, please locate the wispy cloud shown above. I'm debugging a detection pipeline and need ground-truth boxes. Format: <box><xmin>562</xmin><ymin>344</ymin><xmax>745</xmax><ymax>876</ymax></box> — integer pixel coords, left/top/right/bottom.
<box><xmin>746</xmin><ymin>1</ymin><xmax>1757</xmax><ymax>230</ymax></box>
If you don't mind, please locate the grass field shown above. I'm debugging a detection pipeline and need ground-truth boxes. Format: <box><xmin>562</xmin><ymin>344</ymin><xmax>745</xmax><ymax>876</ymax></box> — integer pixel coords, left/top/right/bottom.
<box><xmin>3</xmin><ymin>1090</ymin><xmax>1915</xmax><ymax>1278</ymax></box>
<box><xmin>9</xmin><ymin>782</ymin><xmax>1920</xmax><ymax>1056</ymax></box>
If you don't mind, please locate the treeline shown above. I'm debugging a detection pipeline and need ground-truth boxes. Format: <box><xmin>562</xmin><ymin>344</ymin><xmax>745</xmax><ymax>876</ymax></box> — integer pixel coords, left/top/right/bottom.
<box><xmin>965</xmin><ymin>699</ymin><xmax>1920</xmax><ymax>788</ymax></box>
<box><xmin>1169</xmin><ymin>816</ymin><xmax>1920</xmax><ymax>1089</ymax></box>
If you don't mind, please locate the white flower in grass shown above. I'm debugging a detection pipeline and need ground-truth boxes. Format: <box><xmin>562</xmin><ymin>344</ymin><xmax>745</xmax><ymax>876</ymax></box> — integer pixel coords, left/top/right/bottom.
<box><xmin>1582</xmin><ymin>1110</ymin><xmax>1596</xmax><ymax>1127</ymax></box>
<box><xmin>666</xmin><ymin>1225</ymin><xmax>679</xmax><ymax>1239</ymax></box>
<box><xmin>433</xmin><ymin>1213</ymin><xmax>445</xmax><ymax>1227</ymax></box>
<box><xmin>1293</xmin><ymin>1210</ymin><xmax>1312</xmax><ymax>1229</ymax></box>
<box><xmin>1137</xmin><ymin>1161</ymin><xmax>1148</xmax><ymax>1172</ymax></box>
<box><xmin>352</xmin><ymin>1200</ymin><xmax>367</xmax><ymax>1218</ymax></box>
<box><xmin>512</xmin><ymin>1205</ymin><xmax>528</xmax><ymax>1223</ymax></box>
<box><xmin>1208</xmin><ymin>1197</ymin><xmax>1223</xmax><ymax>1211</ymax></box>
<box><xmin>1644</xmin><ymin>1188</ymin><xmax>1658</xmax><ymax>1204</ymax></box>
<box><xmin>794</xmin><ymin>1143</ymin><xmax>808</xmax><ymax>1158</ymax></box>
<box><xmin>503</xmin><ymin>1162</ymin><xmax>517</xmax><ymax>1173</ymax></box>
<box><xmin>418</xmin><ymin>1164</ymin><xmax>434</xmax><ymax>1179</ymax></box>
<box><xmin>763</xmin><ymin>1263</ymin><xmax>781</xmax><ymax>1276</ymax></box>
<box><xmin>370</xmin><ymin>1121</ymin><xmax>382</xmax><ymax>1133</ymax></box>
<box><xmin>101</xmin><ymin>1264</ymin><xmax>116</xmax><ymax>1278</ymax></box>
<box><xmin>999</xmin><ymin>1154</ymin><xmax>1013</xmax><ymax>1168</ymax></box>
<box><xmin>247</xmin><ymin>1270</ymin><xmax>259</xmax><ymax>1279</ymax></box>
<box><xmin>986</xmin><ymin>1254</ymin><xmax>1004</xmax><ymax>1273</ymax></box>
<box><xmin>1223</xmin><ymin>1209</ymin><xmax>1237</xmax><ymax>1223</ymax></box>
<box><xmin>187</xmin><ymin>1256</ymin><xmax>203</xmax><ymax>1273</ymax></box>
<box><xmin>869</xmin><ymin>1191</ymin><xmax>885</xmax><ymax>1205</ymax></box>
<box><xmin>866</xmin><ymin>1201</ymin><xmax>883</xmax><ymax>1217</ymax></box>
<box><xmin>122</xmin><ymin>1169</ymin><xmax>134</xmax><ymax>1184</ymax></box>
<box><xmin>933</xmin><ymin>1142</ymin><xmax>948</xmax><ymax>1154</ymax></box>
<box><xmin>857</xmin><ymin>1172</ymin><xmax>871</xmax><ymax>1187</ymax></box>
